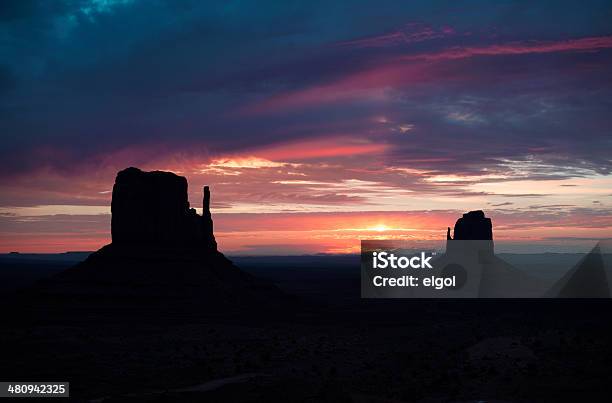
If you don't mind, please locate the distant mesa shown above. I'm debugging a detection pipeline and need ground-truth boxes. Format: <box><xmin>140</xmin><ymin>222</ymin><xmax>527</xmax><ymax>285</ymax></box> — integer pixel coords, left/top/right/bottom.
<box><xmin>438</xmin><ymin>210</ymin><xmax>546</xmax><ymax>297</ymax></box>
<box><xmin>443</xmin><ymin>211</ymin><xmax>611</xmax><ymax>298</ymax></box>
<box><xmin>110</xmin><ymin>167</ymin><xmax>217</xmax><ymax>250</ymax></box>
<box><xmin>363</xmin><ymin>210</ymin><xmax>547</xmax><ymax>297</ymax></box>
<box><xmin>40</xmin><ymin>167</ymin><xmax>284</xmax><ymax>305</ymax></box>
<box><xmin>446</xmin><ymin>209</ymin><xmax>495</xmax><ymax>259</ymax></box>
<box><xmin>447</xmin><ymin>210</ymin><xmax>493</xmax><ymax>241</ymax></box>
<box><xmin>546</xmin><ymin>241</ymin><xmax>612</xmax><ymax>298</ymax></box>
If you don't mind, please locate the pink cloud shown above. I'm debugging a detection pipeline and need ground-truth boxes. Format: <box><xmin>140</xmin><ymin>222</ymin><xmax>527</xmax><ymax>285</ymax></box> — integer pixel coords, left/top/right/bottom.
<box><xmin>255</xmin><ymin>136</ymin><xmax>389</xmax><ymax>161</ymax></box>
<box><xmin>401</xmin><ymin>35</ymin><xmax>612</xmax><ymax>62</ymax></box>
<box><xmin>245</xmin><ymin>63</ymin><xmax>429</xmax><ymax>114</ymax></box>
<box><xmin>245</xmin><ymin>35</ymin><xmax>612</xmax><ymax>114</ymax></box>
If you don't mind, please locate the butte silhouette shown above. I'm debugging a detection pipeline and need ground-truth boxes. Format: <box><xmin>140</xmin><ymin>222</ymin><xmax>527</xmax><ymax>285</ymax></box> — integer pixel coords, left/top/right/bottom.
<box><xmin>439</xmin><ymin>210</ymin><xmax>547</xmax><ymax>297</ymax></box>
<box><xmin>362</xmin><ymin>210</ymin><xmax>548</xmax><ymax>298</ymax></box>
<box><xmin>545</xmin><ymin>240</ymin><xmax>612</xmax><ymax>298</ymax></box>
<box><xmin>444</xmin><ymin>211</ymin><xmax>612</xmax><ymax>298</ymax></box>
<box><xmin>40</xmin><ymin>167</ymin><xmax>284</xmax><ymax>305</ymax></box>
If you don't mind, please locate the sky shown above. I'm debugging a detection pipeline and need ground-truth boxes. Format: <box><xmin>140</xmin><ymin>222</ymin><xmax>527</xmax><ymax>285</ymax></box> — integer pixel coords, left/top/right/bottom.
<box><xmin>1</xmin><ymin>0</ymin><xmax>611</xmax><ymax>254</ymax></box>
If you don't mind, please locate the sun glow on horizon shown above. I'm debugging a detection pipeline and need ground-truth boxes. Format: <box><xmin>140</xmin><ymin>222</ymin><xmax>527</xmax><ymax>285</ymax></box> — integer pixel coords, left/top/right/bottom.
<box><xmin>370</xmin><ymin>224</ymin><xmax>390</xmax><ymax>232</ymax></box>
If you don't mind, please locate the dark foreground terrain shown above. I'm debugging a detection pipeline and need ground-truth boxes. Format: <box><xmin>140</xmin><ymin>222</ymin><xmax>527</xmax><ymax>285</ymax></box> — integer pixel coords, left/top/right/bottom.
<box><xmin>1</xmin><ymin>254</ymin><xmax>612</xmax><ymax>402</ymax></box>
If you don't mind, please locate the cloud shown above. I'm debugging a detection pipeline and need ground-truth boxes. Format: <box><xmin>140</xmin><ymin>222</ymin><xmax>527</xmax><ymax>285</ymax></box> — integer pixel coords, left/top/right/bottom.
<box><xmin>400</xmin><ymin>35</ymin><xmax>612</xmax><ymax>62</ymax></box>
<box><xmin>337</xmin><ymin>23</ymin><xmax>455</xmax><ymax>48</ymax></box>
<box><xmin>490</xmin><ymin>202</ymin><xmax>514</xmax><ymax>207</ymax></box>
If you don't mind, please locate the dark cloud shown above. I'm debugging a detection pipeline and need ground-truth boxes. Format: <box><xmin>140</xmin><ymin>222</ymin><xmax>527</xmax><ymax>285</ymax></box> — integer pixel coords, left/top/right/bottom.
<box><xmin>1</xmin><ymin>0</ymin><xmax>611</xmax><ymax>195</ymax></box>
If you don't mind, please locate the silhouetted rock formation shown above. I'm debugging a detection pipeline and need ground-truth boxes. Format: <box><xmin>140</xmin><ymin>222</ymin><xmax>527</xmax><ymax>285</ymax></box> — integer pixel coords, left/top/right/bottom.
<box><xmin>448</xmin><ymin>210</ymin><xmax>493</xmax><ymax>241</ymax></box>
<box><xmin>436</xmin><ymin>210</ymin><xmax>546</xmax><ymax>297</ymax></box>
<box><xmin>201</xmin><ymin>185</ymin><xmax>217</xmax><ymax>250</ymax></box>
<box><xmin>546</xmin><ymin>241</ymin><xmax>612</xmax><ymax>298</ymax></box>
<box><xmin>111</xmin><ymin>167</ymin><xmax>216</xmax><ymax>250</ymax></box>
<box><xmin>39</xmin><ymin>167</ymin><xmax>284</xmax><ymax>306</ymax></box>
<box><xmin>446</xmin><ymin>210</ymin><xmax>494</xmax><ymax>257</ymax></box>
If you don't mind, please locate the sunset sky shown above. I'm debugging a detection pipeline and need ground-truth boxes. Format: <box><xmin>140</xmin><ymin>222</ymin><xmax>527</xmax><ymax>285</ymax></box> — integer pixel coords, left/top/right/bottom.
<box><xmin>1</xmin><ymin>1</ymin><xmax>611</xmax><ymax>254</ymax></box>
